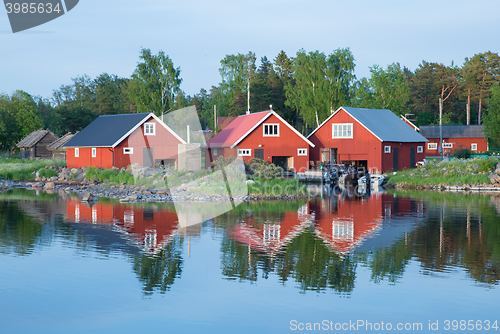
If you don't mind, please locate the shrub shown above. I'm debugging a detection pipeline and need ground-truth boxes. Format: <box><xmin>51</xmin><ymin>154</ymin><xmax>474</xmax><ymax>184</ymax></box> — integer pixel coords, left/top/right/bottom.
<box><xmin>453</xmin><ymin>148</ymin><xmax>472</xmax><ymax>159</ymax></box>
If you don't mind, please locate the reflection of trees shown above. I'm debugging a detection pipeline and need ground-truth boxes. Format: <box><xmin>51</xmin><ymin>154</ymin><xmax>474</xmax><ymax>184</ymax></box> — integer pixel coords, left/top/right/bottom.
<box><xmin>220</xmin><ymin>228</ymin><xmax>357</xmax><ymax>294</ymax></box>
<box><xmin>0</xmin><ymin>200</ymin><xmax>43</xmax><ymax>255</ymax></box>
<box><xmin>131</xmin><ymin>237</ymin><xmax>184</xmax><ymax>294</ymax></box>
<box><xmin>276</xmin><ymin>229</ymin><xmax>356</xmax><ymax>294</ymax></box>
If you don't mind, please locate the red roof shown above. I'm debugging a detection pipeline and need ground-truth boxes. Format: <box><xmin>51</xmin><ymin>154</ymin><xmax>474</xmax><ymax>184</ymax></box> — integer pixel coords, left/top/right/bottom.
<box><xmin>204</xmin><ymin>110</ymin><xmax>314</xmax><ymax>148</ymax></box>
<box><xmin>205</xmin><ymin>111</ymin><xmax>273</xmax><ymax>148</ymax></box>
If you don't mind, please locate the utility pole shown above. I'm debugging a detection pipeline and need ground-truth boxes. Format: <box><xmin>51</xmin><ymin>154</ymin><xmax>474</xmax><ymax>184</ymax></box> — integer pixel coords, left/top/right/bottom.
<box><xmin>439</xmin><ymin>97</ymin><xmax>443</xmax><ymax>160</ymax></box>
<box><xmin>214</xmin><ymin>105</ymin><xmax>217</xmax><ymax>133</ymax></box>
<box><xmin>246</xmin><ymin>76</ymin><xmax>250</xmax><ymax>115</ymax></box>
<box><xmin>466</xmin><ymin>89</ymin><xmax>470</xmax><ymax>125</ymax></box>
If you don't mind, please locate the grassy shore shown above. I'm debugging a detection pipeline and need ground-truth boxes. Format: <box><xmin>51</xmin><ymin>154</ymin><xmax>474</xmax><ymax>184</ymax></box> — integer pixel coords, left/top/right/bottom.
<box><xmin>386</xmin><ymin>157</ymin><xmax>499</xmax><ymax>187</ymax></box>
<box><xmin>0</xmin><ymin>158</ymin><xmax>66</xmax><ymax>180</ymax></box>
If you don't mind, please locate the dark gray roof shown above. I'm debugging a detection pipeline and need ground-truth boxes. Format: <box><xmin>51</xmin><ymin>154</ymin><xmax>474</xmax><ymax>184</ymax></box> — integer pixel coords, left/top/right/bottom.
<box><xmin>419</xmin><ymin>125</ymin><xmax>485</xmax><ymax>139</ymax></box>
<box><xmin>17</xmin><ymin>130</ymin><xmax>58</xmax><ymax>148</ymax></box>
<box><xmin>343</xmin><ymin>107</ymin><xmax>428</xmax><ymax>142</ymax></box>
<box><xmin>46</xmin><ymin>133</ymin><xmax>75</xmax><ymax>150</ymax></box>
<box><xmin>64</xmin><ymin>113</ymin><xmax>151</xmax><ymax>148</ymax></box>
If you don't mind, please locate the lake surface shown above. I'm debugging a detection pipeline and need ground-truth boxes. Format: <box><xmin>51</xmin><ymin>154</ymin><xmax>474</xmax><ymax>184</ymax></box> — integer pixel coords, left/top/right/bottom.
<box><xmin>1</xmin><ymin>188</ymin><xmax>499</xmax><ymax>333</ymax></box>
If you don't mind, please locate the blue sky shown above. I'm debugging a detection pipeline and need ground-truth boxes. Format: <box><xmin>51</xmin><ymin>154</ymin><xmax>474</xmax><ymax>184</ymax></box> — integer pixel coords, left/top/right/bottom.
<box><xmin>1</xmin><ymin>0</ymin><xmax>499</xmax><ymax>100</ymax></box>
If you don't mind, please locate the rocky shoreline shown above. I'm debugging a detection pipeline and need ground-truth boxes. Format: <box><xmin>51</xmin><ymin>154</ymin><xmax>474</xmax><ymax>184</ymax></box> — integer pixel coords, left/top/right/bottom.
<box><xmin>0</xmin><ymin>164</ymin><xmax>317</xmax><ymax>203</ymax></box>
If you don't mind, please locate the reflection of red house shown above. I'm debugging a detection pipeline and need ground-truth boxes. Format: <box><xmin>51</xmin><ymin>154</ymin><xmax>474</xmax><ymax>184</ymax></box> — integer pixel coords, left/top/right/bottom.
<box><xmin>66</xmin><ymin>200</ymin><xmax>179</xmax><ymax>253</ymax></box>
<box><xmin>204</xmin><ymin>110</ymin><xmax>315</xmax><ymax>172</ymax></box>
<box><xmin>312</xmin><ymin>195</ymin><xmax>383</xmax><ymax>254</ymax></box>
<box><xmin>229</xmin><ymin>203</ymin><xmax>311</xmax><ymax>255</ymax></box>
<box><xmin>64</xmin><ymin>113</ymin><xmax>186</xmax><ymax>169</ymax></box>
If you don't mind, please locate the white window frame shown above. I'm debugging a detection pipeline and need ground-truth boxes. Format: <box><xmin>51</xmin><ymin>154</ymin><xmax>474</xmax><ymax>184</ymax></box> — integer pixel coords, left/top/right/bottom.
<box><xmin>428</xmin><ymin>143</ymin><xmax>438</xmax><ymax>150</ymax></box>
<box><xmin>417</xmin><ymin>146</ymin><xmax>423</xmax><ymax>153</ymax></box>
<box><xmin>263</xmin><ymin>123</ymin><xmax>279</xmax><ymax>137</ymax></box>
<box><xmin>384</xmin><ymin>146</ymin><xmax>391</xmax><ymax>153</ymax></box>
<box><xmin>442</xmin><ymin>143</ymin><xmax>453</xmax><ymax>149</ymax></box>
<box><xmin>237</xmin><ymin>149</ymin><xmax>251</xmax><ymax>156</ymax></box>
<box><xmin>297</xmin><ymin>148</ymin><xmax>307</xmax><ymax>156</ymax></box>
<box><xmin>75</xmin><ymin>147</ymin><xmax>79</xmax><ymax>157</ymax></box>
<box><xmin>471</xmin><ymin>143</ymin><xmax>477</xmax><ymax>151</ymax></box>
<box><xmin>332</xmin><ymin>123</ymin><xmax>353</xmax><ymax>139</ymax></box>
<box><xmin>213</xmin><ymin>148</ymin><xmax>217</xmax><ymax>156</ymax></box>
<box><xmin>92</xmin><ymin>147</ymin><xmax>96</xmax><ymax>158</ymax></box>
<box><xmin>144</xmin><ymin>122</ymin><xmax>156</xmax><ymax>136</ymax></box>
<box><xmin>123</xmin><ymin>147</ymin><xmax>133</xmax><ymax>154</ymax></box>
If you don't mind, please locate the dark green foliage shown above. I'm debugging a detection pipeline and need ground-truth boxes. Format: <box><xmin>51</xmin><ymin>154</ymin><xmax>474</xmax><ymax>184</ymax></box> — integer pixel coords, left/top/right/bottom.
<box><xmin>453</xmin><ymin>148</ymin><xmax>472</xmax><ymax>159</ymax></box>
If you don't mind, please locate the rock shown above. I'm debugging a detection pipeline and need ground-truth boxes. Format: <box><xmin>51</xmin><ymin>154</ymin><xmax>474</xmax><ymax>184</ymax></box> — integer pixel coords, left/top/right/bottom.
<box><xmin>32</xmin><ymin>182</ymin><xmax>43</xmax><ymax>188</ymax></box>
<box><xmin>495</xmin><ymin>163</ymin><xmax>500</xmax><ymax>176</ymax></box>
<box><xmin>44</xmin><ymin>182</ymin><xmax>55</xmax><ymax>189</ymax></box>
<box><xmin>246</xmin><ymin>180</ymin><xmax>255</xmax><ymax>184</ymax></box>
<box><xmin>82</xmin><ymin>192</ymin><xmax>96</xmax><ymax>202</ymax></box>
<box><xmin>473</xmin><ymin>163</ymin><xmax>479</xmax><ymax>170</ymax></box>
<box><xmin>489</xmin><ymin>172</ymin><xmax>500</xmax><ymax>184</ymax></box>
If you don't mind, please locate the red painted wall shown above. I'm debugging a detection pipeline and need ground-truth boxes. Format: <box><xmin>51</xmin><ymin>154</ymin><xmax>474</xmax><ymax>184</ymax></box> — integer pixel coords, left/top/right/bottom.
<box><xmin>67</xmin><ymin>147</ymin><xmax>114</xmax><ymax>169</ymax></box>
<box><xmin>66</xmin><ymin>117</ymin><xmax>182</xmax><ymax>169</ymax></box>
<box><xmin>206</xmin><ymin>114</ymin><xmax>311</xmax><ymax>172</ymax></box>
<box><xmin>424</xmin><ymin>137</ymin><xmax>488</xmax><ymax>157</ymax></box>
<box><xmin>114</xmin><ymin>118</ymin><xmax>181</xmax><ymax>169</ymax></box>
<box><xmin>309</xmin><ymin>109</ymin><xmax>425</xmax><ymax>172</ymax></box>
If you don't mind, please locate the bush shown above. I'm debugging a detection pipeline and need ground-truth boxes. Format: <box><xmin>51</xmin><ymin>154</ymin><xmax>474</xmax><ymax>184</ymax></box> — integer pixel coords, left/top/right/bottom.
<box><xmin>38</xmin><ymin>168</ymin><xmax>58</xmax><ymax>178</ymax></box>
<box><xmin>246</xmin><ymin>158</ymin><xmax>285</xmax><ymax>179</ymax></box>
<box><xmin>453</xmin><ymin>148</ymin><xmax>472</xmax><ymax>159</ymax></box>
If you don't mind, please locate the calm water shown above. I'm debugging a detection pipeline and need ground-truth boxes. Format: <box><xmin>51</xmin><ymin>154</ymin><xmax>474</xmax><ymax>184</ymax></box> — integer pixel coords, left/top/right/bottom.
<box><xmin>1</xmin><ymin>188</ymin><xmax>499</xmax><ymax>333</ymax></box>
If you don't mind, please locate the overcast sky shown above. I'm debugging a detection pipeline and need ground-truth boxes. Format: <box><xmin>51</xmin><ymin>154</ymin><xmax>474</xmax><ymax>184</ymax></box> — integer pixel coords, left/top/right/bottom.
<box><xmin>1</xmin><ymin>0</ymin><xmax>499</xmax><ymax>101</ymax></box>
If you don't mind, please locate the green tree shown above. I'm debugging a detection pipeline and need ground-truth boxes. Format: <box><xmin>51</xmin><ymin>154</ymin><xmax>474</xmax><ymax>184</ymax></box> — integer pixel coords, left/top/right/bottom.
<box><xmin>462</xmin><ymin>52</ymin><xmax>500</xmax><ymax>124</ymax></box>
<box><xmin>354</xmin><ymin>63</ymin><xmax>411</xmax><ymax>115</ymax></box>
<box><xmin>483</xmin><ymin>83</ymin><xmax>500</xmax><ymax>144</ymax></box>
<box><xmin>94</xmin><ymin>73</ymin><xmax>129</xmax><ymax>115</ymax></box>
<box><xmin>219</xmin><ymin>51</ymin><xmax>256</xmax><ymax>115</ymax></box>
<box><xmin>285</xmin><ymin>48</ymin><xmax>356</xmax><ymax>128</ymax></box>
<box><xmin>128</xmin><ymin>48</ymin><xmax>182</xmax><ymax>116</ymax></box>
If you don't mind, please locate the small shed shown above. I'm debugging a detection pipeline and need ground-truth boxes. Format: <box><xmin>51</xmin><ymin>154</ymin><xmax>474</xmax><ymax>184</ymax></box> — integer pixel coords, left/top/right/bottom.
<box><xmin>419</xmin><ymin>125</ymin><xmax>488</xmax><ymax>156</ymax></box>
<box><xmin>46</xmin><ymin>133</ymin><xmax>75</xmax><ymax>160</ymax></box>
<box><xmin>16</xmin><ymin>130</ymin><xmax>58</xmax><ymax>159</ymax></box>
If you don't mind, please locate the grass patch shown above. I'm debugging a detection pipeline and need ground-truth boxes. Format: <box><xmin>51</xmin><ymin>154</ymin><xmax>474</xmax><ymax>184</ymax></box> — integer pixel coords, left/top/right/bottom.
<box><xmin>387</xmin><ymin>157</ymin><xmax>499</xmax><ymax>186</ymax></box>
<box><xmin>85</xmin><ymin>167</ymin><xmax>135</xmax><ymax>185</ymax></box>
<box><xmin>0</xmin><ymin>158</ymin><xmax>65</xmax><ymax>180</ymax></box>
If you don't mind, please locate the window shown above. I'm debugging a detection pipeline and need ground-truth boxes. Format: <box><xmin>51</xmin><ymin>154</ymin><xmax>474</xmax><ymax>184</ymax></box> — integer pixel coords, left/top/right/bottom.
<box><xmin>332</xmin><ymin>123</ymin><xmax>353</xmax><ymax>138</ymax></box>
<box><xmin>384</xmin><ymin>146</ymin><xmax>391</xmax><ymax>153</ymax></box>
<box><xmin>123</xmin><ymin>147</ymin><xmax>133</xmax><ymax>154</ymax></box>
<box><xmin>471</xmin><ymin>143</ymin><xmax>477</xmax><ymax>151</ymax></box>
<box><xmin>213</xmin><ymin>148</ymin><xmax>217</xmax><ymax>156</ymax></box>
<box><xmin>75</xmin><ymin>148</ymin><xmax>79</xmax><ymax>157</ymax></box>
<box><xmin>144</xmin><ymin>122</ymin><xmax>156</xmax><ymax>135</ymax></box>
<box><xmin>263</xmin><ymin>124</ymin><xmax>279</xmax><ymax>137</ymax></box>
<box><xmin>428</xmin><ymin>143</ymin><xmax>437</xmax><ymax>150</ymax></box>
<box><xmin>417</xmin><ymin>146</ymin><xmax>423</xmax><ymax>153</ymax></box>
<box><xmin>442</xmin><ymin>143</ymin><xmax>453</xmax><ymax>149</ymax></box>
<box><xmin>237</xmin><ymin>149</ymin><xmax>251</xmax><ymax>156</ymax></box>
<box><xmin>92</xmin><ymin>147</ymin><xmax>96</xmax><ymax>158</ymax></box>
<box><xmin>297</xmin><ymin>148</ymin><xmax>307</xmax><ymax>156</ymax></box>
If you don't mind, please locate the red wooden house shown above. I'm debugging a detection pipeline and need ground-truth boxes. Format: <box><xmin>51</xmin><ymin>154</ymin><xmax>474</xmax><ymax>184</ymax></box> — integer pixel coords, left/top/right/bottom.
<box><xmin>419</xmin><ymin>125</ymin><xmax>488</xmax><ymax>157</ymax></box>
<box><xmin>204</xmin><ymin>110</ymin><xmax>315</xmax><ymax>172</ymax></box>
<box><xmin>307</xmin><ymin>107</ymin><xmax>428</xmax><ymax>173</ymax></box>
<box><xmin>64</xmin><ymin>113</ymin><xmax>186</xmax><ymax>169</ymax></box>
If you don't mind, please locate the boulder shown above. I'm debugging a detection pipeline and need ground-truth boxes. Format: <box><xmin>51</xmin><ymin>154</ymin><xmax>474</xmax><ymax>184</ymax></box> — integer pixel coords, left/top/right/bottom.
<box><xmin>489</xmin><ymin>172</ymin><xmax>500</xmax><ymax>184</ymax></box>
<box><xmin>44</xmin><ymin>182</ymin><xmax>55</xmax><ymax>190</ymax></box>
<box><xmin>495</xmin><ymin>163</ymin><xmax>500</xmax><ymax>176</ymax></box>
<box><xmin>82</xmin><ymin>192</ymin><xmax>97</xmax><ymax>202</ymax></box>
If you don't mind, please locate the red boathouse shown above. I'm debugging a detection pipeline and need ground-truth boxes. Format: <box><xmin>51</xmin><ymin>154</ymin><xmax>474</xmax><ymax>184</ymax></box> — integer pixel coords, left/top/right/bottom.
<box><xmin>64</xmin><ymin>113</ymin><xmax>186</xmax><ymax>169</ymax></box>
<box><xmin>419</xmin><ymin>125</ymin><xmax>488</xmax><ymax>157</ymax></box>
<box><xmin>204</xmin><ymin>110</ymin><xmax>315</xmax><ymax>172</ymax></box>
<box><xmin>307</xmin><ymin>107</ymin><xmax>428</xmax><ymax>173</ymax></box>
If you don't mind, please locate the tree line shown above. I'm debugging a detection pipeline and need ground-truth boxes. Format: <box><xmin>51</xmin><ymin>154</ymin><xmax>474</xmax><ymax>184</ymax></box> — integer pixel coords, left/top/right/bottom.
<box><xmin>2</xmin><ymin>48</ymin><xmax>500</xmax><ymax>152</ymax></box>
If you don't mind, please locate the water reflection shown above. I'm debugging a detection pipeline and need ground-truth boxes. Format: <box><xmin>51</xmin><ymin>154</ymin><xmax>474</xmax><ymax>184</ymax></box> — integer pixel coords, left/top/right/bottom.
<box><xmin>0</xmin><ymin>188</ymin><xmax>499</xmax><ymax>296</ymax></box>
